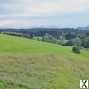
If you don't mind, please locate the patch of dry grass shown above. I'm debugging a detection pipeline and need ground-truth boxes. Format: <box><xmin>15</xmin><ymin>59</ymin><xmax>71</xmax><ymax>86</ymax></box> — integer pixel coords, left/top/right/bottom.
<box><xmin>0</xmin><ymin>53</ymin><xmax>89</xmax><ymax>89</ymax></box>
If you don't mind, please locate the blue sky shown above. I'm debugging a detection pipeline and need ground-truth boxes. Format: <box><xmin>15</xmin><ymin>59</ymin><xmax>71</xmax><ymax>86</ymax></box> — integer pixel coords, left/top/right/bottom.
<box><xmin>0</xmin><ymin>0</ymin><xmax>89</xmax><ymax>28</ymax></box>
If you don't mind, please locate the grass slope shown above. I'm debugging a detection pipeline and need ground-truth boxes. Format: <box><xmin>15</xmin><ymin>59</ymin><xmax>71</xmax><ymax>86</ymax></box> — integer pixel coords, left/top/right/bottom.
<box><xmin>0</xmin><ymin>34</ymin><xmax>71</xmax><ymax>53</ymax></box>
<box><xmin>0</xmin><ymin>34</ymin><xmax>89</xmax><ymax>89</ymax></box>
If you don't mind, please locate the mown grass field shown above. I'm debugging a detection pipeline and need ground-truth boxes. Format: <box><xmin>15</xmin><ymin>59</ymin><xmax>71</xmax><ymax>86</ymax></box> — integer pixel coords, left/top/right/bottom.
<box><xmin>0</xmin><ymin>34</ymin><xmax>89</xmax><ymax>89</ymax></box>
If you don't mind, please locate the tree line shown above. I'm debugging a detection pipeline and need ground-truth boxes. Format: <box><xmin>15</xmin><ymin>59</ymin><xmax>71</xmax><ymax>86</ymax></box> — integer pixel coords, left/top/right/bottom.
<box><xmin>0</xmin><ymin>28</ymin><xmax>89</xmax><ymax>54</ymax></box>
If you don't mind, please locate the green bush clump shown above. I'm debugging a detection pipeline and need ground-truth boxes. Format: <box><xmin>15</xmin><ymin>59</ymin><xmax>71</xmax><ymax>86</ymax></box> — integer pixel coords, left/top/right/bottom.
<box><xmin>72</xmin><ymin>46</ymin><xmax>80</xmax><ymax>54</ymax></box>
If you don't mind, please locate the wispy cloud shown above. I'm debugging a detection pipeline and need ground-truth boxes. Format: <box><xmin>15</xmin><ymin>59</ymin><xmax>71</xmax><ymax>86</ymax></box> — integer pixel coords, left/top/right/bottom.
<box><xmin>29</xmin><ymin>0</ymin><xmax>89</xmax><ymax>15</ymax></box>
<box><xmin>0</xmin><ymin>0</ymin><xmax>89</xmax><ymax>28</ymax></box>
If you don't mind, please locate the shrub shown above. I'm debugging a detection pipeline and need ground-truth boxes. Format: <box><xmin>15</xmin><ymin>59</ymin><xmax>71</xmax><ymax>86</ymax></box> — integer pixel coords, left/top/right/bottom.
<box><xmin>72</xmin><ymin>46</ymin><xmax>80</xmax><ymax>54</ymax></box>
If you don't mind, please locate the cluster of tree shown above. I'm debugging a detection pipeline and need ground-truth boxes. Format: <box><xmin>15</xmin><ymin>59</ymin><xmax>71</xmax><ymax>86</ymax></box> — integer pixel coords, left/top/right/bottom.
<box><xmin>37</xmin><ymin>32</ymin><xmax>89</xmax><ymax>48</ymax></box>
<box><xmin>1</xmin><ymin>32</ymin><xmax>33</xmax><ymax>39</ymax></box>
<box><xmin>34</xmin><ymin>32</ymin><xmax>89</xmax><ymax>54</ymax></box>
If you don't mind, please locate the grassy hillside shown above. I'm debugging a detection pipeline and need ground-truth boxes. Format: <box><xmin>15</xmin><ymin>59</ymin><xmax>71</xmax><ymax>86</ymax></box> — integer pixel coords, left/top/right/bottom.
<box><xmin>0</xmin><ymin>34</ymin><xmax>71</xmax><ymax>53</ymax></box>
<box><xmin>0</xmin><ymin>34</ymin><xmax>89</xmax><ymax>89</ymax></box>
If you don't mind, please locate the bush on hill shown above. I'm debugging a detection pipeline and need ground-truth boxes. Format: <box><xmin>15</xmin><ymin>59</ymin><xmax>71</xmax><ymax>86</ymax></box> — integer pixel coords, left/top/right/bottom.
<box><xmin>72</xmin><ymin>46</ymin><xmax>80</xmax><ymax>54</ymax></box>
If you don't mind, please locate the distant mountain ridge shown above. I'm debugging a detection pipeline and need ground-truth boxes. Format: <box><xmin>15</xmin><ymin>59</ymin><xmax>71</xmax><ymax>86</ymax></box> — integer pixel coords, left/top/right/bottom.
<box><xmin>0</xmin><ymin>27</ymin><xmax>89</xmax><ymax>35</ymax></box>
<box><xmin>78</xmin><ymin>26</ymin><xmax>89</xmax><ymax>30</ymax></box>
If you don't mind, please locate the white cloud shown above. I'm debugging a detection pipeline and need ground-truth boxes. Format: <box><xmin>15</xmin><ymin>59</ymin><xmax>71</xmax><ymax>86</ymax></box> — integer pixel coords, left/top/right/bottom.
<box><xmin>1</xmin><ymin>0</ymin><xmax>89</xmax><ymax>16</ymax></box>
<box><xmin>0</xmin><ymin>0</ymin><xmax>89</xmax><ymax>28</ymax></box>
<box><xmin>29</xmin><ymin>0</ymin><xmax>89</xmax><ymax>15</ymax></box>
<box><xmin>0</xmin><ymin>18</ymin><xmax>51</xmax><ymax>28</ymax></box>
<box><xmin>0</xmin><ymin>19</ymin><xmax>32</xmax><ymax>28</ymax></box>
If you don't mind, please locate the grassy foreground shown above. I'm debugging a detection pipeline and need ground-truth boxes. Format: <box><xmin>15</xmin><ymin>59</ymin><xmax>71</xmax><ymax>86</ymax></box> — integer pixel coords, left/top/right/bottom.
<box><xmin>0</xmin><ymin>34</ymin><xmax>89</xmax><ymax>89</ymax></box>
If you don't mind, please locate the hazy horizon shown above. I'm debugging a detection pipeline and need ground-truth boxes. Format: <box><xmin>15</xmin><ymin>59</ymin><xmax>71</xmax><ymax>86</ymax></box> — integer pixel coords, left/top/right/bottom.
<box><xmin>0</xmin><ymin>0</ymin><xmax>89</xmax><ymax>28</ymax></box>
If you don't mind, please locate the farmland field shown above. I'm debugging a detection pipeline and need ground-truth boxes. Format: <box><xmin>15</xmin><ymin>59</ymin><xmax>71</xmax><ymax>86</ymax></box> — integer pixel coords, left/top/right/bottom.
<box><xmin>0</xmin><ymin>34</ymin><xmax>89</xmax><ymax>89</ymax></box>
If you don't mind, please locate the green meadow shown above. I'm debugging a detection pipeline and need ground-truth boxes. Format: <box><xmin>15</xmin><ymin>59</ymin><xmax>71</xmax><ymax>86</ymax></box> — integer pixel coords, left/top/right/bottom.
<box><xmin>0</xmin><ymin>34</ymin><xmax>89</xmax><ymax>89</ymax></box>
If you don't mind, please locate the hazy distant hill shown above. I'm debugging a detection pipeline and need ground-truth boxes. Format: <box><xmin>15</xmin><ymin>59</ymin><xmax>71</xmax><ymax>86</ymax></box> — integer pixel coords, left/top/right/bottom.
<box><xmin>0</xmin><ymin>27</ymin><xmax>89</xmax><ymax>38</ymax></box>
<box><xmin>78</xmin><ymin>26</ymin><xmax>89</xmax><ymax>30</ymax></box>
